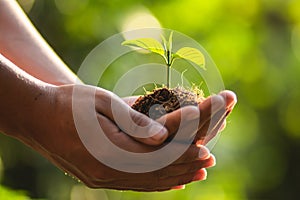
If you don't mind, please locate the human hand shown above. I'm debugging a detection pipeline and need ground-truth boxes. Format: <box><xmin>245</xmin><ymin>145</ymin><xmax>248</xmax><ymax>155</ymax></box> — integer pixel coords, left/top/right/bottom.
<box><xmin>123</xmin><ymin>90</ymin><xmax>237</xmax><ymax>146</ymax></box>
<box><xmin>195</xmin><ymin>90</ymin><xmax>237</xmax><ymax>144</ymax></box>
<box><xmin>159</xmin><ymin>90</ymin><xmax>237</xmax><ymax>145</ymax></box>
<box><xmin>20</xmin><ymin>84</ymin><xmax>216</xmax><ymax>191</ymax></box>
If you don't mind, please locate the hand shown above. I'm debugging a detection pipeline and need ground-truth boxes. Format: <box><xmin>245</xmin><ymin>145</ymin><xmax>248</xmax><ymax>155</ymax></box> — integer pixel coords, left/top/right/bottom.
<box><xmin>196</xmin><ymin>90</ymin><xmax>237</xmax><ymax>144</ymax></box>
<box><xmin>20</xmin><ymin>84</ymin><xmax>216</xmax><ymax>191</ymax></box>
<box><xmin>124</xmin><ymin>90</ymin><xmax>237</xmax><ymax>146</ymax></box>
<box><xmin>161</xmin><ymin>90</ymin><xmax>237</xmax><ymax>145</ymax></box>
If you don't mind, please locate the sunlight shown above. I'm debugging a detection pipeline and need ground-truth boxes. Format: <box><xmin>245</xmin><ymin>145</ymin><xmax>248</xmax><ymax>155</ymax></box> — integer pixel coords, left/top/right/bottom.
<box><xmin>121</xmin><ymin>7</ymin><xmax>162</xmax><ymax>41</ymax></box>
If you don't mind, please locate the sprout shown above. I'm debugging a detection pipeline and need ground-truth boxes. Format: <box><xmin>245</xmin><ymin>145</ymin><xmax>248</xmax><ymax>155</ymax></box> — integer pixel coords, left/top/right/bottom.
<box><xmin>122</xmin><ymin>32</ymin><xmax>206</xmax><ymax>88</ymax></box>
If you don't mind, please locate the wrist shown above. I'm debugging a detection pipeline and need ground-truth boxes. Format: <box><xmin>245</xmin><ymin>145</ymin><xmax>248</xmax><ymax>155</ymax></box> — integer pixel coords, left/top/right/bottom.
<box><xmin>18</xmin><ymin>84</ymin><xmax>57</xmax><ymax>140</ymax></box>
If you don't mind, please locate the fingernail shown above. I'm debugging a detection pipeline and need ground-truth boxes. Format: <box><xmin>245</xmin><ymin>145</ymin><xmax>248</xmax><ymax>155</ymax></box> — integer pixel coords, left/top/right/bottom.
<box><xmin>219</xmin><ymin>90</ymin><xmax>237</xmax><ymax>109</ymax></box>
<box><xmin>172</xmin><ymin>185</ymin><xmax>186</xmax><ymax>190</ymax></box>
<box><xmin>210</xmin><ymin>154</ymin><xmax>217</xmax><ymax>167</ymax></box>
<box><xmin>198</xmin><ymin>145</ymin><xmax>210</xmax><ymax>160</ymax></box>
<box><xmin>226</xmin><ymin>91</ymin><xmax>238</xmax><ymax>107</ymax></box>
<box><xmin>212</xmin><ymin>95</ymin><xmax>226</xmax><ymax>110</ymax></box>
<box><xmin>192</xmin><ymin>169</ymin><xmax>207</xmax><ymax>181</ymax></box>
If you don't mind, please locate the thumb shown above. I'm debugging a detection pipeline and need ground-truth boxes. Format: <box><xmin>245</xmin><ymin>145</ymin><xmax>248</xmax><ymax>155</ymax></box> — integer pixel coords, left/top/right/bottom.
<box><xmin>95</xmin><ymin>89</ymin><xmax>169</xmax><ymax>145</ymax></box>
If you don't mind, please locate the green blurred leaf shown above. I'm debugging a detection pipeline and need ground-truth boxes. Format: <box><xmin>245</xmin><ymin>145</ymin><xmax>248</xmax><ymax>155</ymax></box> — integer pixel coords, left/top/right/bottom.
<box><xmin>160</xmin><ymin>32</ymin><xmax>173</xmax><ymax>64</ymax></box>
<box><xmin>168</xmin><ymin>31</ymin><xmax>173</xmax><ymax>52</ymax></box>
<box><xmin>122</xmin><ymin>38</ymin><xmax>165</xmax><ymax>58</ymax></box>
<box><xmin>174</xmin><ymin>47</ymin><xmax>206</xmax><ymax>69</ymax></box>
<box><xmin>0</xmin><ymin>186</ymin><xmax>29</xmax><ymax>200</ymax></box>
<box><xmin>161</xmin><ymin>34</ymin><xmax>168</xmax><ymax>51</ymax></box>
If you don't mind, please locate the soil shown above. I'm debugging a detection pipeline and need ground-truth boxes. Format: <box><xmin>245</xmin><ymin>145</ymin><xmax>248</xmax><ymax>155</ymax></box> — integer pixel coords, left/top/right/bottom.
<box><xmin>131</xmin><ymin>86</ymin><xmax>205</xmax><ymax>120</ymax></box>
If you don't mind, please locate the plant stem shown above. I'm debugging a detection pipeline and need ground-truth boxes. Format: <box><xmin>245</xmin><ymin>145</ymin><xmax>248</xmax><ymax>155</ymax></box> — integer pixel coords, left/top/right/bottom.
<box><xmin>166</xmin><ymin>48</ymin><xmax>172</xmax><ymax>88</ymax></box>
<box><xmin>167</xmin><ymin>63</ymin><xmax>171</xmax><ymax>88</ymax></box>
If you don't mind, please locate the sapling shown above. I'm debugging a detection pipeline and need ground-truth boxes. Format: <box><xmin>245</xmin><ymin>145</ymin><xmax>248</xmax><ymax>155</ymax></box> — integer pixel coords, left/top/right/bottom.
<box><xmin>122</xmin><ymin>31</ymin><xmax>206</xmax><ymax>88</ymax></box>
<box><xmin>122</xmin><ymin>32</ymin><xmax>207</xmax><ymax>120</ymax></box>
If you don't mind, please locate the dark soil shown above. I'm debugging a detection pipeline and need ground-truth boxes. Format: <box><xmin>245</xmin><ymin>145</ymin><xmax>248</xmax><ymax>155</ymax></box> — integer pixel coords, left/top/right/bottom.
<box><xmin>132</xmin><ymin>87</ymin><xmax>205</xmax><ymax>120</ymax></box>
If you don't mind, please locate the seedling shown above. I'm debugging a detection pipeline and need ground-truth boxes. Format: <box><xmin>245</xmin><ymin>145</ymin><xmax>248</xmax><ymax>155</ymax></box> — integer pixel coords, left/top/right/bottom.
<box><xmin>121</xmin><ymin>32</ymin><xmax>233</xmax><ymax>146</ymax></box>
<box><xmin>121</xmin><ymin>32</ymin><xmax>207</xmax><ymax>120</ymax></box>
<box><xmin>122</xmin><ymin>32</ymin><xmax>206</xmax><ymax>88</ymax></box>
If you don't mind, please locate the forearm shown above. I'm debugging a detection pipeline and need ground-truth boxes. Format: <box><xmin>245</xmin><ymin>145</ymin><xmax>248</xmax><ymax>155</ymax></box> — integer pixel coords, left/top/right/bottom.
<box><xmin>0</xmin><ymin>0</ymin><xmax>78</xmax><ymax>85</ymax></box>
<box><xmin>0</xmin><ymin>54</ymin><xmax>53</xmax><ymax>139</ymax></box>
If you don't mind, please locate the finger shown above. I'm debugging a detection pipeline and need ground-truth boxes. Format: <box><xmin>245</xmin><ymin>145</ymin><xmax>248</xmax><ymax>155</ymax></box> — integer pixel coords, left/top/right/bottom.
<box><xmin>81</xmin><ymin>155</ymin><xmax>214</xmax><ymax>190</ymax></box>
<box><xmin>95</xmin><ymin>113</ymin><xmax>157</xmax><ymax>153</ymax></box>
<box><xmin>155</xmin><ymin>168</ymin><xmax>207</xmax><ymax>191</ymax></box>
<box><xmin>86</xmin><ymin>115</ymin><xmax>211</xmax><ymax>179</ymax></box>
<box><xmin>78</xmin><ymin>140</ymin><xmax>214</xmax><ymax>189</ymax></box>
<box><xmin>150</xmin><ymin>168</ymin><xmax>207</xmax><ymax>191</ymax></box>
<box><xmin>95</xmin><ymin>89</ymin><xmax>169</xmax><ymax>145</ymax></box>
<box><xmin>189</xmin><ymin>95</ymin><xmax>226</xmax><ymax>143</ymax></box>
<box><xmin>173</xmin><ymin>144</ymin><xmax>210</xmax><ymax>164</ymax></box>
<box><xmin>201</xmin><ymin>117</ymin><xmax>226</xmax><ymax>145</ymax></box>
<box><xmin>193</xmin><ymin>107</ymin><xmax>226</xmax><ymax>144</ymax></box>
<box><xmin>158</xmin><ymin>106</ymin><xmax>200</xmax><ymax>145</ymax></box>
<box><xmin>156</xmin><ymin>106</ymin><xmax>200</xmax><ymax>141</ymax></box>
<box><xmin>60</xmin><ymin>111</ymin><xmax>215</xmax><ymax>190</ymax></box>
<box><xmin>218</xmin><ymin>118</ymin><xmax>227</xmax><ymax>132</ymax></box>
<box><xmin>197</xmin><ymin>94</ymin><xmax>226</xmax><ymax>129</ymax></box>
<box><xmin>122</xmin><ymin>96</ymin><xmax>139</xmax><ymax>106</ymax></box>
<box><xmin>97</xmin><ymin>168</ymin><xmax>207</xmax><ymax>191</ymax></box>
<box><xmin>172</xmin><ymin>185</ymin><xmax>186</xmax><ymax>190</ymax></box>
<box><xmin>194</xmin><ymin>91</ymin><xmax>237</xmax><ymax>144</ymax></box>
<box><xmin>94</xmin><ymin>114</ymin><xmax>205</xmax><ymax>165</ymax></box>
<box><xmin>219</xmin><ymin>90</ymin><xmax>237</xmax><ymax>115</ymax></box>
<box><xmin>156</xmin><ymin>155</ymin><xmax>215</xmax><ymax>179</ymax></box>
<box><xmin>96</xmin><ymin>143</ymin><xmax>212</xmax><ymax>177</ymax></box>
<box><xmin>145</xmin><ymin>168</ymin><xmax>207</xmax><ymax>191</ymax></box>
<box><xmin>156</xmin><ymin>95</ymin><xmax>225</xmax><ymax>141</ymax></box>
<box><xmin>104</xmin><ymin>154</ymin><xmax>214</xmax><ymax>183</ymax></box>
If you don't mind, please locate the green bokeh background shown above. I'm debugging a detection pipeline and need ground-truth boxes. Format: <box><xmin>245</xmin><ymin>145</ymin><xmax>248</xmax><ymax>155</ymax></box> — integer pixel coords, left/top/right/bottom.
<box><xmin>1</xmin><ymin>0</ymin><xmax>300</xmax><ymax>199</ymax></box>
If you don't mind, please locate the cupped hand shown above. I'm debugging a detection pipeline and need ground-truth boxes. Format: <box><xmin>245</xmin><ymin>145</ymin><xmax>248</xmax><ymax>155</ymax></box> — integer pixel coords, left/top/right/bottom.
<box><xmin>124</xmin><ymin>90</ymin><xmax>237</xmax><ymax>146</ymax></box>
<box><xmin>23</xmin><ymin>84</ymin><xmax>216</xmax><ymax>191</ymax></box>
<box><xmin>159</xmin><ymin>90</ymin><xmax>237</xmax><ymax>145</ymax></box>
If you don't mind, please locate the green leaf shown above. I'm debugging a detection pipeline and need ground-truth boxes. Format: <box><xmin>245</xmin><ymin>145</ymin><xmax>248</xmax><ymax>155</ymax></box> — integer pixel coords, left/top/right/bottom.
<box><xmin>161</xmin><ymin>34</ymin><xmax>168</xmax><ymax>51</ymax></box>
<box><xmin>168</xmin><ymin>31</ymin><xmax>173</xmax><ymax>53</ymax></box>
<box><xmin>174</xmin><ymin>47</ymin><xmax>206</xmax><ymax>69</ymax></box>
<box><xmin>122</xmin><ymin>38</ymin><xmax>165</xmax><ymax>58</ymax></box>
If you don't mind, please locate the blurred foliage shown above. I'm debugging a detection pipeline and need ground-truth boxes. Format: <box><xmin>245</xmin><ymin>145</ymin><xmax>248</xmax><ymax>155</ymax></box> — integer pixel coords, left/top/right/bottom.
<box><xmin>0</xmin><ymin>185</ymin><xmax>29</xmax><ymax>200</ymax></box>
<box><xmin>1</xmin><ymin>0</ymin><xmax>300</xmax><ymax>199</ymax></box>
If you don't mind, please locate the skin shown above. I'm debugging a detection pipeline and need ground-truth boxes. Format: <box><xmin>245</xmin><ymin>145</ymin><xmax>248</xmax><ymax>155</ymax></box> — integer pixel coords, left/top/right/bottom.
<box><xmin>0</xmin><ymin>0</ymin><xmax>237</xmax><ymax>191</ymax></box>
<box><xmin>0</xmin><ymin>0</ymin><xmax>77</xmax><ymax>85</ymax></box>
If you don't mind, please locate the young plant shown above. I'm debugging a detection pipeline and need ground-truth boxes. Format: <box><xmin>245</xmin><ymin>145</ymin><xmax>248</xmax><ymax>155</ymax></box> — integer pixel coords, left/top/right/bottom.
<box><xmin>122</xmin><ymin>32</ymin><xmax>206</xmax><ymax>88</ymax></box>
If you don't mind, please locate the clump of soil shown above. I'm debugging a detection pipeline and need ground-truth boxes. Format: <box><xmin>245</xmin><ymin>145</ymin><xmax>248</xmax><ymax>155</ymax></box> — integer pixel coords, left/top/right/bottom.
<box><xmin>132</xmin><ymin>86</ymin><xmax>205</xmax><ymax>120</ymax></box>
